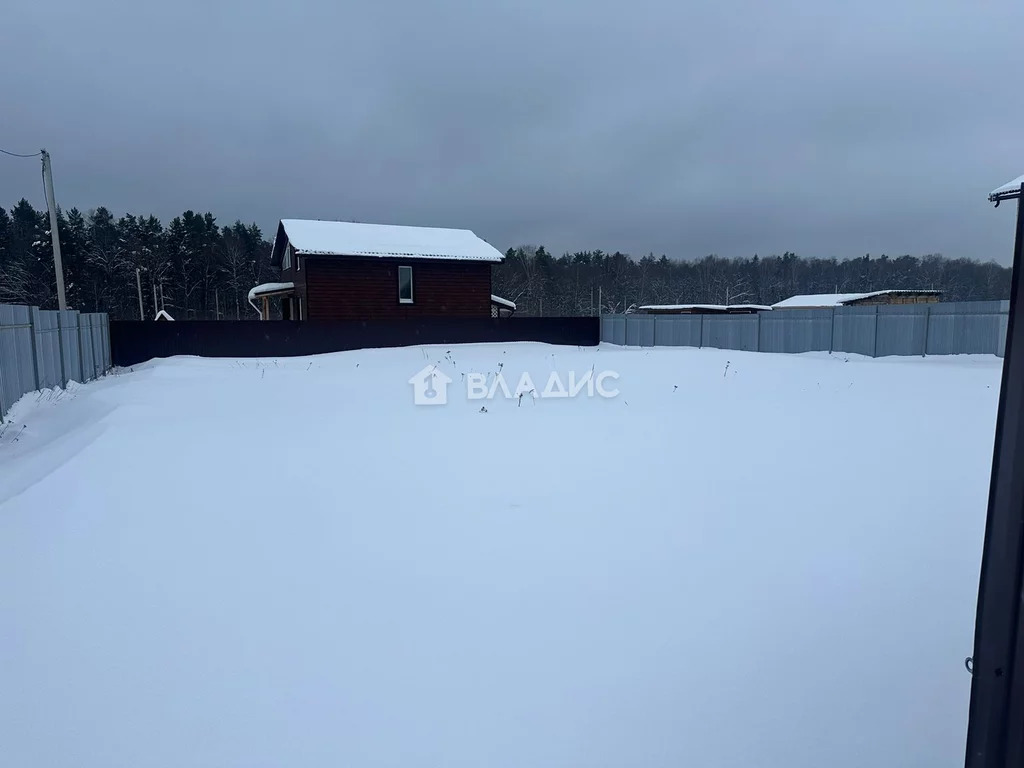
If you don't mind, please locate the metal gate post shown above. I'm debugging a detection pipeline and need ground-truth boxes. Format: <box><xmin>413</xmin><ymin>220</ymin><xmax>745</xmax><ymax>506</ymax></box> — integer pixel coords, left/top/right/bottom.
<box><xmin>965</xmin><ymin>179</ymin><xmax>1024</xmax><ymax>768</ymax></box>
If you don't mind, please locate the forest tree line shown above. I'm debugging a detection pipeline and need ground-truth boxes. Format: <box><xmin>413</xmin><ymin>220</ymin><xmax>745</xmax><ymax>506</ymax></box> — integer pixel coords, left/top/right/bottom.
<box><xmin>0</xmin><ymin>200</ymin><xmax>275</xmax><ymax>320</ymax></box>
<box><xmin>0</xmin><ymin>199</ymin><xmax>1012</xmax><ymax>319</ymax></box>
<box><xmin>493</xmin><ymin>246</ymin><xmax>1012</xmax><ymax>316</ymax></box>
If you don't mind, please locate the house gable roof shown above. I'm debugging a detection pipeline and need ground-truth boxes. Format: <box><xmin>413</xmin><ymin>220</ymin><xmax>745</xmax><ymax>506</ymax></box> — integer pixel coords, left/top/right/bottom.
<box><xmin>990</xmin><ymin>174</ymin><xmax>1024</xmax><ymax>202</ymax></box>
<box><xmin>271</xmin><ymin>219</ymin><xmax>505</xmax><ymax>266</ymax></box>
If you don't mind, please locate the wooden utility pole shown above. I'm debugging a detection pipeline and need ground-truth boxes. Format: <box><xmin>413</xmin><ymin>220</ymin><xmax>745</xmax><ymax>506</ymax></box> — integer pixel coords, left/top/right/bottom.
<box><xmin>40</xmin><ymin>150</ymin><xmax>67</xmax><ymax>310</ymax></box>
<box><xmin>136</xmin><ymin>268</ymin><xmax>145</xmax><ymax>320</ymax></box>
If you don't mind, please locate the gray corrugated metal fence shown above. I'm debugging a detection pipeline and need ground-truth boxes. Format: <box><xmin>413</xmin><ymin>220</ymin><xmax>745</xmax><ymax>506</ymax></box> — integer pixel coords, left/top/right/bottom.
<box><xmin>0</xmin><ymin>303</ymin><xmax>112</xmax><ymax>419</ymax></box>
<box><xmin>602</xmin><ymin>300</ymin><xmax>1009</xmax><ymax>358</ymax></box>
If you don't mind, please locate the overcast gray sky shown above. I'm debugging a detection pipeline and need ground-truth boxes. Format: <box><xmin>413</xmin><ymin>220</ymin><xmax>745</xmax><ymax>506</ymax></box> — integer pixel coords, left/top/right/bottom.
<box><xmin>2</xmin><ymin>0</ymin><xmax>1023</xmax><ymax>262</ymax></box>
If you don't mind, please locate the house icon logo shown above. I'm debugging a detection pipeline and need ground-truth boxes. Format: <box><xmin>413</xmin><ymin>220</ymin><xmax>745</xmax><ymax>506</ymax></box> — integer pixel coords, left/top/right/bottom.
<box><xmin>409</xmin><ymin>365</ymin><xmax>453</xmax><ymax>405</ymax></box>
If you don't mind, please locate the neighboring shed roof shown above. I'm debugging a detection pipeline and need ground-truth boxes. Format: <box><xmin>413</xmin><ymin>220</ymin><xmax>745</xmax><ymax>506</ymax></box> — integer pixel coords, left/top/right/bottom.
<box><xmin>490</xmin><ymin>295</ymin><xmax>516</xmax><ymax>310</ymax></box>
<box><xmin>272</xmin><ymin>219</ymin><xmax>505</xmax><ymax>265</ymax></box>
<box><xmin>990</xmin><ymin>174</ymin><xmax>1024</xmax><ymax>202</ymax></box>
<box><xmin>638</xmin><ymin>303</ymin><xmax>772</xmax><ymax>313</ymax></box>
<box><xmin>772</xmin><ymin>290</ymin><xmax>941</xmax><ymax>309</ymax></box>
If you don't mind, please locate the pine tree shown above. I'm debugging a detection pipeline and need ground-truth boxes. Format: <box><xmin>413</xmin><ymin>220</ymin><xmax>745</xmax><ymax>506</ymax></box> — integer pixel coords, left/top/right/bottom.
<box><xmin>60</xmin><ymin>208</ymin><xmax>89</xmax><ymax>309</ymax></box>
<box><xmin>0</xmin><ymin>206</ymin><xmax>30</xmax><ymax>304</ymax></box>
<box><xmin>6</xmin><ymin>200</ymin><xmax>51</xmax><ymax>307</ymax></box>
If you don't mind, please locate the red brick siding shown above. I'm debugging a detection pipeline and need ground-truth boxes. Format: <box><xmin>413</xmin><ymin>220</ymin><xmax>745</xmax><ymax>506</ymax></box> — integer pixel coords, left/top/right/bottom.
<box><xmin>304</xmin><ymin>257</ymin><xmax>492</xmax><ymax>320</ymax></box>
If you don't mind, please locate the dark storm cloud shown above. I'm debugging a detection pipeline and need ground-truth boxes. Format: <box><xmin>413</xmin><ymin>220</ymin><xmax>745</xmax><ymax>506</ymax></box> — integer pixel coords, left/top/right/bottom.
<box><xmin>1</xmin><ymin>0</ymin><xmax>1023</xmax><ymax>262</ymax></box>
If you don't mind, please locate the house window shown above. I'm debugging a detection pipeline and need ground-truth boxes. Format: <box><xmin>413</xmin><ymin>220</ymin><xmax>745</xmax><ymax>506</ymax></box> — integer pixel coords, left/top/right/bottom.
<box><xmin>398</xmin><ymin>265</ymin><xmax>414</xmax><ymax>303</ymax></box>
<box><xmin>282</xmin><ymin>245</ymin><xmax>292</xmax><ymax>271</ymax></box>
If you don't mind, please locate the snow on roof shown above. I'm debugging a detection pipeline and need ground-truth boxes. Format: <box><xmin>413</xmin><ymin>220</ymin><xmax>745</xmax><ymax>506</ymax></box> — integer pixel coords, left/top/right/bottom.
<box><xmin>773</xmin><ymin>293</ymin><xmax>876</xmax><ymax>308</ymax></box>
<box><xmin>638</xmin><ymin>304</ymin><xmax>771</xmax><ymax>312</ymax></box>
<box><xmin>247</xmin><ymin>282</ymin><xmax>295</xmax><ymax>302</ymax></box>
<box><xmin>990</xmin><ymin>174</ymin><xmax>1024</xmax><ymax>201</ymax></box>
<box><xmin>772</xmin><ymin>290</ymin><xmax>940</xmax><ymax>308</ymax></box>
<box><xmin>154</xmin><ymin>310</ymin><xmax>175</xmax><ymax>321</ymax></box>
<box><xmin>490</xmin><ymin>295</ymin><xmax>516</xmax><ymax>310</ymax></box>
<box><xmin>277</xmin><ymin>219</ymin><xmax>505</xmax><ymax>263</ymax></box>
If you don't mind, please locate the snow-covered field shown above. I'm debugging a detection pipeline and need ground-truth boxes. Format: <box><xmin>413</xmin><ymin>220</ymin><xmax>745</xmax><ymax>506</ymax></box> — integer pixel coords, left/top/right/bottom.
<box><xmin>0</xmin><ymin>343</ymin><xmax>1001</xmax><ymax>768</ymax></box>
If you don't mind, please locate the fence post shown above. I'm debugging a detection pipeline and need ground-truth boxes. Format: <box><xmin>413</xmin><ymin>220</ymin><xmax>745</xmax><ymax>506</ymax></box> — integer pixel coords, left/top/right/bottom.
<box><xmin>92</xmin><ymin>315</ymin><xmax>101</xmax><ymax>377</ymax></box>
<box><xmin>829</xmin><ymin>308</ymin><xmax>836</xmax><ymax>353</ymax></box>
<box><xmin>699</xmin><ymin>314</ymin><xmax>704</xmax><ymax>349</ymax></box>
<box><xmin>29</xmin><ymin>306</ymin><xmax>42</xmax><ymax>391</ymax></box>
<box><xmin>104</xmin><ymin>314</ymin><xmax>111</xmax><ymax>372</ymax></box>
<box><xmin>75</xmin><ymin>311</ymin><xmax>86</xmax><ymax>382</ymax></box>
<box><xmin>872</xmin><ymin>306</ymin><xmax>880</xmax><ymax>358</ymax></box>
<box><xmin>921</xmin><ymin>304</ymin><xmax>931</xmax><ymax>357</ymax></box>
<box><xmin>55</xmin><ymin>310</ymin><xmax>67</xmax><ymax>387</ymax></box>
<box><xmin>754</xmin><ymin>311</ymin><xmax>761</xmax><ymax>352</ymax></box>
<box><xmin>77</xmin><ymin>313</ymin><xmax>87</xmax><ymax>381</ymax></box>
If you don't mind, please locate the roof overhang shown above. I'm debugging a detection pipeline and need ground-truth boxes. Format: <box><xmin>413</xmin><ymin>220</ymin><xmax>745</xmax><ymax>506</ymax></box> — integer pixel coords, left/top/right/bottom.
<box><xmin>990</xmin><ymin>174</ymin><xmax>1024</xmax><ymax>205</ymax></box>
<box><xmin>248</xmin><ymin>282</ymin><xmax>295</xmax><ymax>302</ymax></box>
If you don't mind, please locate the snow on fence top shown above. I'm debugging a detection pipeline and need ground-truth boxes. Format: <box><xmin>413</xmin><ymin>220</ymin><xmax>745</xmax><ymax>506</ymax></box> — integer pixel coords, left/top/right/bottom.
<box><xmin>247</xmin><ymin>282</ymin><xmax>295</xmax><ymax>302</ymax></box>
<box><xmin>490</xmin><ymin>295</ymin><xmax>516</xmax><ymax>310</ymax></box>
<box><xmin>276</xmin><ymin>219</ymin><xmax>505</xmax><ymax>262</ymax></box>
<box><xmin>990</xmin><ymin>174</ymin><xmax>1024</xmax><ymax>202</ymax></box>
<box><xmin>772</xmin><ymin>290</ymin><xmax>940</xmax><ymax>309</ymax></box>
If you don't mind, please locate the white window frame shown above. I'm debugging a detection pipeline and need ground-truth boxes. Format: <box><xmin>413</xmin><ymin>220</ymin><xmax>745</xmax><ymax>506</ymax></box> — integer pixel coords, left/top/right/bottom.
<box><xmin>398</xmin><ymin>265</ymin><xmax>414</xmax><ymax>304</ymax></box>
<box><xmin>282</xmin><ymin>244</ymin><xmax>292</xmax><ymax>271</ymax></box>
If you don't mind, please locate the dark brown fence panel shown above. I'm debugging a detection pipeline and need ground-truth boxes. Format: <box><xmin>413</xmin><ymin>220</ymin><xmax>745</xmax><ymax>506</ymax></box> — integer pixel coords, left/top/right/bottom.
<box><xmin>110</xmin><ymin>317</ymin><xmax>601</xmax><ymax>367</ymax></box>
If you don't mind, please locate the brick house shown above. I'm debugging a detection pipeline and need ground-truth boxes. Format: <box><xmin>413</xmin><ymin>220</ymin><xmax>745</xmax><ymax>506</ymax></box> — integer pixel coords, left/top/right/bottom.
<box><xmin>249</xmin><ymin>219</ymin><xmax>507</xmax><ymax>321</ymax></box>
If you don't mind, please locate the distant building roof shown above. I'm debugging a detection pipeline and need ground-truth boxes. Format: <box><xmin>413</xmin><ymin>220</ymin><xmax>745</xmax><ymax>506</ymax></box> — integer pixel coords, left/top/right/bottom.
<box><xmin>490</xmin><ymin>295</ymin><xmax>516</xmax><ymax>310</ymax></box>
<box><xmin>990</xmin><ymin>174</ymin><xmax>1024</xmax><ymax>202</ymax></box>
<box><xmin>772</xmin><ymin>290</ymin><xmax>941</xmax><ymax>309</ymax></box>
<box><xmin>638</xmin><ymin>303</ymin><xmax>771</xmax><ymax>313</ymax></box>
<box><xmin>271</xmin><ymin>219</ymin><xmax>505</xmax><ymax>265</ymax></box>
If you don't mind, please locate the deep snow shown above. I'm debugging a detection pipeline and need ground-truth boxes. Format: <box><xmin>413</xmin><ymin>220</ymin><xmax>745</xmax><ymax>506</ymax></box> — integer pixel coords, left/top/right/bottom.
<box><xmin>0</xmin><ymin>343</ymin><xmax>1002</xmax><ymax>768</ymax></box>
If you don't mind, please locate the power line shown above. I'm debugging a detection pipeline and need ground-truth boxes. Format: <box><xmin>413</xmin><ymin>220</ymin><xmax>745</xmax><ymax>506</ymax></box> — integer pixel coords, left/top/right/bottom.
<box><xmin>0</xmin><ymin>147</ymin><xmax>42</xmax><ymax>158</ymax></box>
